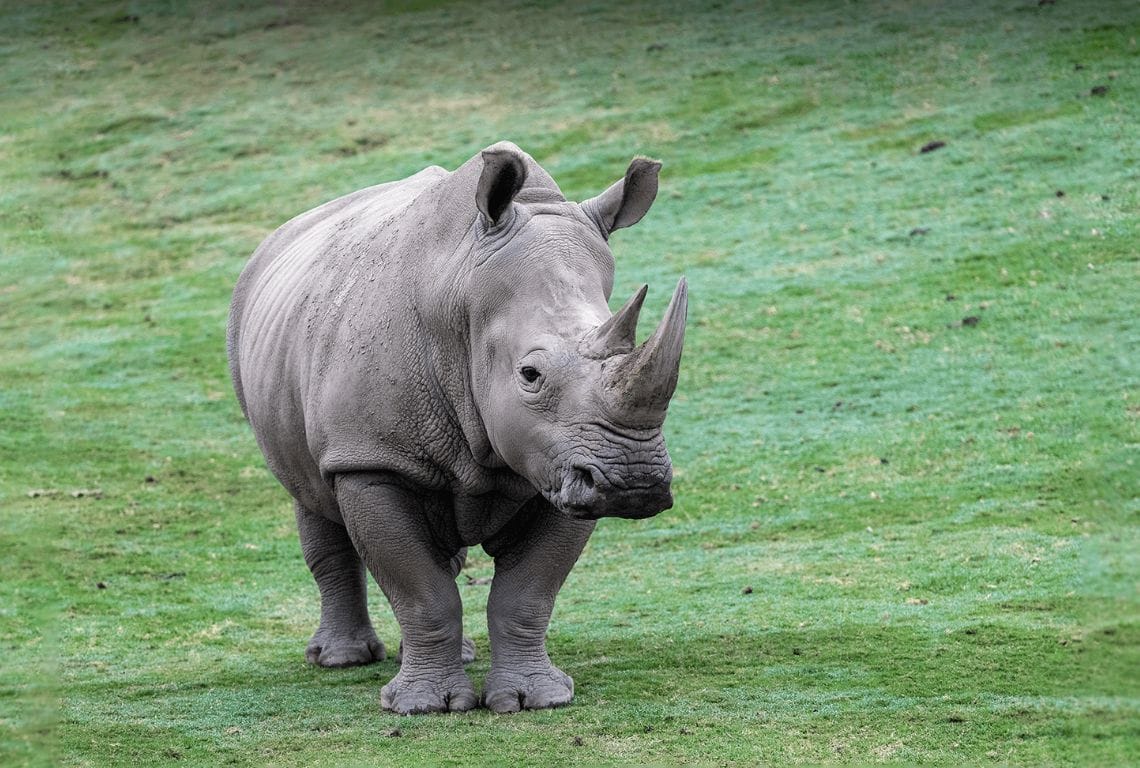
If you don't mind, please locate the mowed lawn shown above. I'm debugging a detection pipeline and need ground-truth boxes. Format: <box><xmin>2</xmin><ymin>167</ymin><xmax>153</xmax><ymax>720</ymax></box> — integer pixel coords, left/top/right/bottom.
<box><xmin>1</xmin><ymin>0</ymin><xmax>1137</xmax><ymax>765</ymax></box>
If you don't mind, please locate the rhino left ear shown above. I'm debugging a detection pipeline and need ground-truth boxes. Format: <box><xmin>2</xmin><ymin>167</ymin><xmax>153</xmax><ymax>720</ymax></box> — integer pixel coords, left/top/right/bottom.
<box><xmin>477</xmin><ymin>147</ymin><xmax>527</xmax><ymax>227</ymax></box>
<box><xmin>581</xmin><ymin>157</ymin><xmax>662</xmax><ymax>238</ymax></box>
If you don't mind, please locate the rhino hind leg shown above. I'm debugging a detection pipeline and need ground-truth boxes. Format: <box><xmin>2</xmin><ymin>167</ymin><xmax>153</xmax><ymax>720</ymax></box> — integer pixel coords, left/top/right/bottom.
<box><xmin>296</xmin><ymin>502</ymin><xmax>385</xmax><ymax>667</ymax></box>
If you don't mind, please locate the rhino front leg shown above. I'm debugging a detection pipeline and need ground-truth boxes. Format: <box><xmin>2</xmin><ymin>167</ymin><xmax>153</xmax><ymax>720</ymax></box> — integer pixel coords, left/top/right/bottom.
<box><xmin>482</xmin><ymin>502</ymin><xmax>596</xmax><ymax>713</ymax></box>
<box><xmin>396</xmin><ymin>548</ymin><xmax>477</xmax><ymax>666</ymax></box>
<box><xmin>336</xmin><ymin>473</ymin><xmax>476</xmax><ymax>714</ymax></box>
<box><xmin>296</xmin><ymin>502</ymin><xmax>385</xmax><ymax>667</ymax></box>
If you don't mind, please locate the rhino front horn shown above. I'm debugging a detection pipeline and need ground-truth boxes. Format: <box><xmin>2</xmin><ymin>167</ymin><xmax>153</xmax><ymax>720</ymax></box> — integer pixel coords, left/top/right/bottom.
<box><xmin>603</xmin><ymin>277</ymin><xmax>687</xmax><ymax>421</ymax></box>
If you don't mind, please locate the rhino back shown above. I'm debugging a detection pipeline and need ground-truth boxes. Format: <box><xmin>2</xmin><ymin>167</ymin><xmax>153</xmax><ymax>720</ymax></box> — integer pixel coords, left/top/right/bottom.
<box><xmin>227</xmin><ymin>165</ymin><xmax>450</xmax><ymax>514</ymax></box>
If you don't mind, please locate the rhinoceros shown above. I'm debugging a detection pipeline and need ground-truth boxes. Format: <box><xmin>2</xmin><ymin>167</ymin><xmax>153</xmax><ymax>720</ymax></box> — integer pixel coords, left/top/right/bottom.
<box><xmin>226</xmin><ymin>141</ymin><xmax>686</xmax><ymax>714</ymax></box>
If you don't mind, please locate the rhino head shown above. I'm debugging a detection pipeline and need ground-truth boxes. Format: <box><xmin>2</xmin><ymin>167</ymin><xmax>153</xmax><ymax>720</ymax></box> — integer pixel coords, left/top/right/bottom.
<box><xmin>464</xmin><ymin>146</ymin><xmax>686</xmax><ymax>520</ymax></box>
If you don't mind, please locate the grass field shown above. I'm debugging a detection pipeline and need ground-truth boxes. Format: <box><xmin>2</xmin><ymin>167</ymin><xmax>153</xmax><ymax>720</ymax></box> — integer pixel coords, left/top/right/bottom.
<box><xmin>1</xmin><ymin>0</ymin><xmax>1137</xmax><ymax>764</ymax></box>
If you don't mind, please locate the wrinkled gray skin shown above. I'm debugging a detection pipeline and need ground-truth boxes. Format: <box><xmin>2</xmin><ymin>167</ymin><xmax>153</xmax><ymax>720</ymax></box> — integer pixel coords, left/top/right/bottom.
<box><xmin>227</xmin><ymin>142</ymin><xmax>686</xmax><ymax>714</ymax></box>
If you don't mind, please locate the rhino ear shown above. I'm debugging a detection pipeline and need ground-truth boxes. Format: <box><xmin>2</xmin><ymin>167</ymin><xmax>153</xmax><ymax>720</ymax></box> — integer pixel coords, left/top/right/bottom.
<box><xmin>581</xmin><ymin>157</ymin><xmax>661</xmax><ymax>238</ymax></box>
<box><xmin>477</xmin><ymin>147</ymin><xmax>527</xmax><ymax>227</ymax></box>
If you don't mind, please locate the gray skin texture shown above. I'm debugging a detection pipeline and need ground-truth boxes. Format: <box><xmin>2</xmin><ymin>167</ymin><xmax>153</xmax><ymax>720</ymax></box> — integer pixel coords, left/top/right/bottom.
<box><xmin>227</xmin><ymin>141</ymin><xmax>687</xmax><ymax>714</ymax></box>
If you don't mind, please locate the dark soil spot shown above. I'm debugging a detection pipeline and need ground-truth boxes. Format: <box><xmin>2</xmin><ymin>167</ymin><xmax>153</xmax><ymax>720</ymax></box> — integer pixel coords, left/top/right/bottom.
<box><xmin>57</xmin><ymin>169</ymin><xmax>109</xmax><ymax>181</ymax></box>
<box><xmin>1090</xmin><ymin>85</ymin><xmax>1110</xmax><ymax>96</ymax></box>
<box><xmin>332</xmin><ymin>135</ymin><xmax>388</xmax><ymax>157</ymax></box>
<box><xmin>232</xmin><ymin>146</ymin><xmax>269</xmax><ymax>159</ymax></box>
<box><xmin>919</xmin><ymin>140</ymin><xmax>946</xmax><ymax>154</ymax></box>
<box><xmin>99</xmin><ymin>114</ymin><xmax>166</xmax><ymax>133</ymax></box>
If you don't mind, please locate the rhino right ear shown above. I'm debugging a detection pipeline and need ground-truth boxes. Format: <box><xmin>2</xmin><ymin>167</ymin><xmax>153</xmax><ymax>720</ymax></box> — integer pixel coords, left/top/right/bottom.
<box><xmin>581</xmin><ymin>157</ymin><xmax>661</xmax><ymax>238</ymax></box>
<box><xmin>477</xmin><ymin>148</ymin><xmax>527</xmax><ymax>227</ymax></box>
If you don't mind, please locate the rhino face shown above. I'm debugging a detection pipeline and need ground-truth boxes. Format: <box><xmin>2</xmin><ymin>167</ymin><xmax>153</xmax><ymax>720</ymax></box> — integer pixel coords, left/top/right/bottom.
<box><xmin>467</xmin><ymin>148</ymin><xmax>687</xmax><ymax>521</ymax></box>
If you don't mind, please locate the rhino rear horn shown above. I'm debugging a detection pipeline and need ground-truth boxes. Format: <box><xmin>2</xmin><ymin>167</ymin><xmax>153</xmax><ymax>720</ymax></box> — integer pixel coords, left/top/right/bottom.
<box><xmin>604</xmin><ymin>277</ymin><xmax>687</xmax><ymax>420</ymax></box>
<box><xmin>581</xmin><ymin>157</ymin><xmax>661</xmax><ymax>238</ymax></box>
<box><xmin>477</xmin><ymin>147</ymin><xmax>527</xmax><ymax>226</ymax></box>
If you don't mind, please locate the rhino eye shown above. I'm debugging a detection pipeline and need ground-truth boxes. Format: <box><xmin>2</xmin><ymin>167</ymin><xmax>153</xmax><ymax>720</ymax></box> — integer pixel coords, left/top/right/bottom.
<box><xmin>520</xmin><ymin>366</ymin><xmax>541</xmax><ymax>384</ymax></box>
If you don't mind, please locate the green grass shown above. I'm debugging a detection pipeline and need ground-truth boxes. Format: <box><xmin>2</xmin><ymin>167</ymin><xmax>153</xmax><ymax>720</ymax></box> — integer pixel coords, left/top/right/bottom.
<box><xmin>2</xmin><ymin>0</ymin><xmax>1137</xmax><ymax>764</ymax></box>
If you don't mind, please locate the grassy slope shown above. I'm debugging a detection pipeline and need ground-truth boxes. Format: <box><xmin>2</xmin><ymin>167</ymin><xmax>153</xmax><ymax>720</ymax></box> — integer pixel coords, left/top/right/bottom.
<box><xmin>1</xmin><ymin>0</ymin><xmax>1136</xmax><ymax>765</ymax></box>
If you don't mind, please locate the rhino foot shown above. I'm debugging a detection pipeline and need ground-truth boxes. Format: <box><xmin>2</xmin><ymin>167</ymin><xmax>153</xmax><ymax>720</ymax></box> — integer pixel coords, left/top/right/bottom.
<box><xmin>482</xmin><ymin>665</ymin><xmax>574</xmax><ymax>713</ymax></box>
<box><xmin>306</xmin><ymin>627</ymin><xmax>385</xmax><ymax>668</ymax></box>
<box><xmin>396</xmin><ymin>636</ymin><xmax>477</xmax><ymax>666</ymax></box>
<box><xmin>380</xmin><ymin>669</ymin><xmax>477</xmax><ymax>714</ymax></box>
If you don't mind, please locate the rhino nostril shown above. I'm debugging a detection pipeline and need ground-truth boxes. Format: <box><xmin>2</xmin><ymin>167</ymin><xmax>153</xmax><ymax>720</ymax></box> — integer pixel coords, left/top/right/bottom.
<box><xmin>562</xmin><ymin>464</ymin><xmax>599</xmax><ymax>510</ymax></box>
<box><xmin>560</xmin><ymin>464</ymin><xmax>605</xmax><ymax>515</ymax></box>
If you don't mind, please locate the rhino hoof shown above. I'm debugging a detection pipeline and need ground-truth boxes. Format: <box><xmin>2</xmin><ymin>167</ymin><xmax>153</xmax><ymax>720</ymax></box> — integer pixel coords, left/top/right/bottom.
<box><xmin>482</xmin><ymin>666</ymin><xmax>574</xmax><ymax>713</ymax></box>
<box><xmin>380</xmin><ymin>670</ymin><xmax>477</xmax><ymax>714</ymax></box>
<box><xmin>306</xmin><ymin>629</ymin><xmax>385</xmax><ymax>668</ymax></box>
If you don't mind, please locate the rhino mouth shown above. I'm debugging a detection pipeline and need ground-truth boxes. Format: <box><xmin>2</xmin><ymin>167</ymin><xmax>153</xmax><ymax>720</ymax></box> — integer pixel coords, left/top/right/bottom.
<box><xmin>544</xmin><ymin>462</ymin><xmax>673</xmax><ymax>520</ymax></box>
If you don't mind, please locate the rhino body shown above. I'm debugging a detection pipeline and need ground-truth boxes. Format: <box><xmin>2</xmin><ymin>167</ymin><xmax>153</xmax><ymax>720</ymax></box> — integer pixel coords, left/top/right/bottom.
<box><xmin>227</xmin><ymin>142</ymin><xmax>686</xmax><ymax>713</ymax></box>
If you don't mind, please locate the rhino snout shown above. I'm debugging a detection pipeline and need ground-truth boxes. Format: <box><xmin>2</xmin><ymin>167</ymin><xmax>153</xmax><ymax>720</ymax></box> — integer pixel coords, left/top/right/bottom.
<box><xmin>558</xmin><ymin>461</ymin><xmax>673</xmax><ymax>520</ymax></box>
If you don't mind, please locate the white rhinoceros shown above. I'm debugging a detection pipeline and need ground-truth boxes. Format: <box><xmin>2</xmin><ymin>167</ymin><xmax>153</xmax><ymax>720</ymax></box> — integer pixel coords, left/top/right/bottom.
<box><xmin>227</xmin><ymin>141</ymin><xmax>686</xmax><ymax>714</ymax></box>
